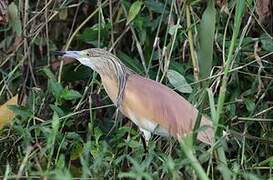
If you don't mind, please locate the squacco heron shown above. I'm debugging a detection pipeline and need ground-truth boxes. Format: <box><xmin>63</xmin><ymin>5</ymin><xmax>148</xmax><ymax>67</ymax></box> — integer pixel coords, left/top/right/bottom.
<box><xmin>54</xmin><ymin>48</ymin><xmax>213</xmax><ymax>145</ymax></box>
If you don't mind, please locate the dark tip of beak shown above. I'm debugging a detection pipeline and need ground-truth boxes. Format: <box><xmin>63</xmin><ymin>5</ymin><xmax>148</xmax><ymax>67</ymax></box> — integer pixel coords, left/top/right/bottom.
<box><xmin>50</xmin><ymin>51</ymin><xmax>66</xmax><ymax>56</ymax></box>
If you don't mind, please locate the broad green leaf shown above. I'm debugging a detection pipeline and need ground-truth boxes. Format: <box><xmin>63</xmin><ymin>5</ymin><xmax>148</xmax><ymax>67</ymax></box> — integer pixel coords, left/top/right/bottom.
<box><xmin>94</xmin><ymin>127</ymin><xmax>103</xmax><ymax>145</ymax></box>
<box><xmin>78</xmin><ymin>23</ymin><xmax>111</xmax><ymax>46</ymax></box>
<box><xmin>169</xmin><ymin>62</ymin><xmax>186</xmax><ymax>75</ymax></box>
<box><xmin>90</xmin><ymin>144</ymin><xmax>98</xmax><ymax>158</ymax></box>
<box><xmin>52</xmin><ymin>112</ymin><xmax>60</xmax><ymax>134</ymax></box>
<box><xmin>144</xmin><ymin>0</ymin><xmax>167</xmax><ymax>14</ymax></box>
<box><xmin>127</xmin><ymin>139</ymin><xmax>140</xmax><ymax>148</ymax></box>
<box><xmin>42</xmin><ymin>67</ymin><xmax>57</xmax><ymax>81</ymax></box>
<box><xmin>70</xmin><ymin>142</ymin><xmax>83</xmax><ymax>160</ymax></box>
<box><xmin>56</xmin><ymin>155</ymin><xmax>65</xmax><ymax>169</ymax></box>
<box><xmin>7</xmin><ymin>2</ymin><xmax>22</xmax><ymax>36</ymax></box>
<box><xmin>166</xmin><ymin>70</ymin><xmax>192</xmax><ymax>93</ymax></box>
<box><xmin>48</xmin><ymin>79</ymin><xmax>64</xmax><ymax>99</ymax></box>
<box><xmin>49</xmin><ymin>104</ymin><xmax>65</xmax><ymax>117</ymax></box>
<box><xmin>66</xmin><ymin>132</ymin><xmax>82</xmax><ymax>140</ymax></box>
<box><xmin>118</xmin><ymin>51</ymin><xmax>144</xmax><ymax>73</ymax></box>
<box><xmin>243</xmin><ymin>173</ymin><xmax>261</xmax><ymax>180</ymax></box>
<box><xmin>260</xmin><ymin>33</ymin><xmax>273</xmax><ymax>52</ymax></box>
<box><xmin>62</xmin><ymin>65</ymin><xmax>93</xmax><ymax>81</ymax></box>
<box><xmin>244</xmin><ymin>98</ymin><xmax>255</xmax><ymax>112</ymax></box>
<box><xmin>127</xmin><ymin>1</ymin><xmax>143</xmax><ymax>25</ymax></box>
<box><xmin>60</xmin><ymin>89</ymin><xmax>82</xmax><ymax>100</ymax></box>
<box><xmin>8</xmin><ymin>105</ymin><xmax>32</xmax><ymax>120</ymax></box>
<box><xmin>197</xmin><ymin>0</ymin><xmax>216</xmax><ymax>82</ymax></box>
<box><xmin>217</xmin><ymin>164</ymin><xmax>234</xmax><ymax>180</ymax></box>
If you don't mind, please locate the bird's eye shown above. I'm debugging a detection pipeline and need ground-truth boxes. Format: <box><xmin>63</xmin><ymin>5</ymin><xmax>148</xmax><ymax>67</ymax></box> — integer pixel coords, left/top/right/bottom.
<box><xmin>86</xmin><ymin>53</ymin><xmax>90</xmax><ymax>56</ymax></box>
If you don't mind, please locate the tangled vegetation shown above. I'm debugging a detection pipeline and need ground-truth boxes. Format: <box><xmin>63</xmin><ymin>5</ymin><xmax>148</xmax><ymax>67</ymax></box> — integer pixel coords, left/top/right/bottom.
<box><xmin>0</xmin><ymin>0</ymin><xmax>273</xmax><ymax>179</ymax></box>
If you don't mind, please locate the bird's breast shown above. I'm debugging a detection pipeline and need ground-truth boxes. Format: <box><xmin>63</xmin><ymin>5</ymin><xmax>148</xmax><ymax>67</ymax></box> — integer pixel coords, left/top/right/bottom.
<box><xmin>101</xmin><ymin>74</ymin><xmax>173</xmax><ymax>136</ymax></box>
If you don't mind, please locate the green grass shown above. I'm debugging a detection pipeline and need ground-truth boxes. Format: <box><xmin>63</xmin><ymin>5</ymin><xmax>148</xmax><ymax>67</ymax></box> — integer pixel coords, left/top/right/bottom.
<box><xmin>1</xmin><ymin>0</ymin><xmax>273</xmax><ymax>179</ymax></box>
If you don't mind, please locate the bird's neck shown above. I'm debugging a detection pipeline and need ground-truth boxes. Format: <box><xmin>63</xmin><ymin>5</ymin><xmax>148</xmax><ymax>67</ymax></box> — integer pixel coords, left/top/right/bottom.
<box><xmin>96</xmin><ymin>60</ymin><xmax>132</xmax><ymax>106</ymax></box>
<box><xmin>101</xmin><ymin>75</ymin><xmax>119</xmax><ymax>104</ymax></box>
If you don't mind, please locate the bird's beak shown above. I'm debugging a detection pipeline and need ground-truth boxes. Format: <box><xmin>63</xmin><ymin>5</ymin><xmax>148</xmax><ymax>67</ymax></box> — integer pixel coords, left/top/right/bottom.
<box><xmin>51</xmin><ymin>51</ymin><xmax>81</xmax><ymax>59</ymax></box>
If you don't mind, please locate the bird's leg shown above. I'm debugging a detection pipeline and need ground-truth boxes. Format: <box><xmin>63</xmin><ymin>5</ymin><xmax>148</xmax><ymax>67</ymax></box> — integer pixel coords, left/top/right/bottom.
<box><xmin>140</xmin><ymin>134</ymin><xmax>147</xmax><ymax>153</ymax></box>
<box><xmin>140</xmin><ymin>128</ymin><xmax>151</xmax><ymax>152</ymax></box>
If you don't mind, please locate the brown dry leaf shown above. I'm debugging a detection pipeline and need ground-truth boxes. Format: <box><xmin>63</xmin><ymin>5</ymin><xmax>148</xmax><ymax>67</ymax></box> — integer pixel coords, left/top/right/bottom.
<box><xmin>256</xmin><ymin>0</ymin><xmax>272</xmax><ymax>22</ymax></box>
<box><xmin>0</xmin><ymin>95</ymin><xmax>18</xmax><ymax>129</ymax></box>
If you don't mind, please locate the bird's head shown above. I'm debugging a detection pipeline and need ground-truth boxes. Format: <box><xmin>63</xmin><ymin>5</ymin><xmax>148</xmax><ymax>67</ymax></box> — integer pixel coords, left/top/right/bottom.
<box><xmin>53</xmin><ymin>48</ymin><xmax>131</xmax><ymax>106</ymax></box>
<box><xmin>53</xmin><ymin>48</ymin><xmax>123</xmax><ymax>74</ymax></box>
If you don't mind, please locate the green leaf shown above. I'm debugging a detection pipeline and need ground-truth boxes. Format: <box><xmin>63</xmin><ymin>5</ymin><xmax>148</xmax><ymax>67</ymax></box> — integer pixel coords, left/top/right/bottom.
<box><xmin>52</xmin><ymin>113</ymin><xmax>60</xmax><ymax>133</ymax></box>
<box><xmin>118</xmin><ymin>51</ymin><xmax>144</xmax><ymax>73</ymax></box>
<box><xmin>168</xmin><ymin>24</ymin><xmax>181</xmax><ymax>35</ymax></box>
<box><xmin>144</xmin><ymin>0</ymin><xmax>167</xmax><ymax>14</ymax></box>
<box><xmin>42</xmin><ymin>67</ymin><xmax>57</xmax><ymax>81</ymax></box>
<box><xmin>56</xmin><ymin>155</ymin><xmax>65</xmax><ymax>169</ymax></box>
<box><xmin>243</xmin><ymin>173</ymin><xmax>261</xmax><ymax>180</ymax></box>
<box><xmin>49</xmin><ymin>104</ymin><xmax>65</xmax><ymax>117</ymax></box>
<box><xmin>62</xmin><ymin>65</ymin><xmax>92</xmax><ymax>81</ymax></box>
<box><xmin>8</xmin><ymin>105</ymin><xmax>32</xmax><ymax>120</ymax></box>
<box><xmin>94</xmin><ymin>127</ymin><xmax>103</xmax><ymax>145</ymax></box>
<box><xmin>70</xmin><ymin>142</ymin><xmax>83</xmax><ymax>160</ymax></box>
<box><xmin>48</xmin><ymin>79</ymin><xmax>63</xmax><ymax>99</ymax></box>
<box><xmin>60</xmin><ymin>89</ymin><xmax>82</xmax><ymax>100</ymax></box>
<box><xmin>166</xmin><ymin>70</ymin><xmax>193</xmax><ymax>93</ymax></box>
<box><xmin>78</xmin><ymin>23</ymin><xmax>111</xmax><ymax>46</ymax></box>
<box><xmin>197</xmin><ymin>0</ymin><xmax>216</xmax><ymax>82</ymax></box>
<box><xmin>127</xmin><ymin>139</ymin><xmax>140</xmax><ymax>148</ymax></box>
<box><xmin>260</xmin><ymin>33</ymin><xmax>273</xmax><ymax>52</ymax></box>
<box><xmin>7</xmin><ymin>2</ymin><xmax>22</xmax><ymax>36</ymax></box>
<box><xmin>244</xmin><ymin>98</ymin><xmax>255</xmax><ymax>113</ymax></box>
<box><xmin>66</xmin><ymin>132</ymin><xmax>82</xmax><ymax>141</ymax></box>
<box><xmin>127</xmin><ymin>1</ymin><xmax>143</xmax><ymax>25</ymax></box>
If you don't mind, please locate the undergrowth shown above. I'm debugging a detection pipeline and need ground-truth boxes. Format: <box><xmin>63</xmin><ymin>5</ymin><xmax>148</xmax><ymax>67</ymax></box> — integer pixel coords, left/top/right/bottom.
<box><xmin>0</xmin><ymin>0</ymin><xmax>273</xmax><ymax>179</ymax></box>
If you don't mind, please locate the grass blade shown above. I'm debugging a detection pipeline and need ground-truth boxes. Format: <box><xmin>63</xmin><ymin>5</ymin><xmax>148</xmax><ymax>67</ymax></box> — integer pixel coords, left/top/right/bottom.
<box><xmin>179</xmin><ymin>135</ymin><xmax>209</xmax><ymax>180</ymax></box>
<box><xmin>215</xmin><ymin>0</ymin><xmax>245</xmax><ymax>133</ymax></box>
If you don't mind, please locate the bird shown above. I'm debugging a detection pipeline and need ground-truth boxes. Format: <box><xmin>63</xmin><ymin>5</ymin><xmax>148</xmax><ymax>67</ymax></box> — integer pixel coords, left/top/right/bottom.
<box><xmin>53</xmin><ymin>48</ymin><xmax>214</xmax><ymax>145</ymax></box>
